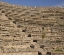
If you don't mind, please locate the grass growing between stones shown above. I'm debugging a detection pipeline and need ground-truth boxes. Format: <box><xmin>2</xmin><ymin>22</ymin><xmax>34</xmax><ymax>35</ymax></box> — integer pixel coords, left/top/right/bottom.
<box><xmin>42</xmin><ymin>33</ymin><xmax>46</xmax><ymax>38</ymax></box>
<box><xmin>55</xmin><ymin>49</ymin><xmax>63</xmax><ymax>52</ymax></box>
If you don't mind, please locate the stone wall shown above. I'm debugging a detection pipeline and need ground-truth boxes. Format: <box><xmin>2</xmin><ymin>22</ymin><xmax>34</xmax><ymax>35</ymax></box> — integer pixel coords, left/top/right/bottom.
<box><xmin>0</xmin><ymin>2</ymin><xmax>64</xmax><ymax>55</ymax></box>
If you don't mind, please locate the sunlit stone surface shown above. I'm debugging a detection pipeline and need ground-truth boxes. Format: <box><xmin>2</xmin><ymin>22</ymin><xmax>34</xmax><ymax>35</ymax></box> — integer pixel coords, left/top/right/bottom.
<box><xmin>0</xmin><ymin>2</ymin><xmax>64</xmax><ymax>55</ymax></box>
